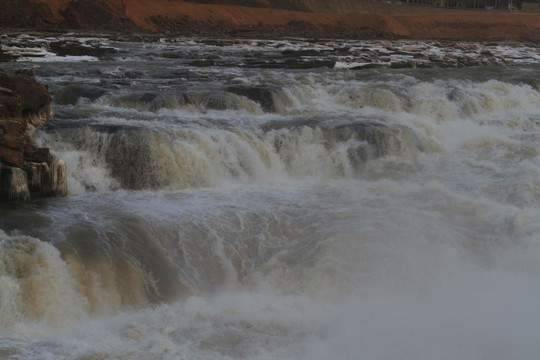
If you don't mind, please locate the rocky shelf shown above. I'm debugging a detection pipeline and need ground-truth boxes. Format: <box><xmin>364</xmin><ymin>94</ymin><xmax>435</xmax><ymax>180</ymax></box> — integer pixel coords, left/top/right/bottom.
<box><xmin>0</xmin><ymin>68</ymin><xmax>67</xmax><ymax>200</ymax></box>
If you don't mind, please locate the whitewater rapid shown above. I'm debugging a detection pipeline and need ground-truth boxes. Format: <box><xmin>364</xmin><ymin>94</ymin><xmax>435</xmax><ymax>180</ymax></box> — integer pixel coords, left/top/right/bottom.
<box><xmin>1</xmin><ymin>36</ymin><xmax>540</xmax><ymax>359</ymax></box>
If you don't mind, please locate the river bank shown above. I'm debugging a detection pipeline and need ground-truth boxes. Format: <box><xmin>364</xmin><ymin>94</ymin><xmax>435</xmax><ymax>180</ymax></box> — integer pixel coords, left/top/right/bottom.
<box><xmin>2</xmin><ymin>0</ymin><xmax>540</xmax><ymax>41</ymax></box>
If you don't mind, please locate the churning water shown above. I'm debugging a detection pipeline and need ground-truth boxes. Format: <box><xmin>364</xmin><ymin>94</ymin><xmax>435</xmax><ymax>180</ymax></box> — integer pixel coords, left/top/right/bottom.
<box><xmin>1</xmin><ymin>37</ymin><xmax>540</xmax><ymax>359</ymax></box>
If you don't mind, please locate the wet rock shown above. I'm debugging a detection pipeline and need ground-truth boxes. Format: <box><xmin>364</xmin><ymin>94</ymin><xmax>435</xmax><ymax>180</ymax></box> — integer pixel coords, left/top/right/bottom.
<box><xmin>0</xmin><ymin>48</ymin><xmax>16</xmax><ymax>63</ymax></box>
<box><xmin>283</xmin><ymin>59</ymin><xmax>335</xmax><ymax>69</ymax></box>
<box><xmin>227</xmin><ymin>85</ymin><xmax>276</xmax><ymax>112</ymax></box>
<box><xmin>53</xmin><ymin>84</ymin><xmax>108</xmax><ymax>105</ymax></box>
<box><xmin>198</xmin><ymin>39</ymin><xmax>232</xmax><ymax>47</ymax></box>
<box><xmin>351</xmin><ymin>63</ymin><xmax>389</xmax><ymax>70</ymax></box>
<box><xmin>390</xmin><ymin>61</ymin><xmax>416</xmax><ymax>69</ymax></box>
<box><xmin>49</xmin><ymin>40</ymin><xmax>118</xmax><ymax>58</ymax></box>
<box><xmin>281</xmin><ymin>49</ymin><xmax>320</xmax><ymax>57</ymax></box>
<box><xmin>189</xmin><ymin>59</ymin><xmax>217</xmax><ymax>67</ymax></box>
<box><xmin>242</xmin><ymin>57</ymin><xmax>334</xmax><ymax>70</ymax></box>
<box><xmin>480</xmin><ymin>50</ymin><xmax>493</xmax><ymax>57</ymax></box>
<box><xmin>0</xmin><ymin>69</ymin><xmax>67</xmax><ymax>200</ymax></box>
<box><xmin>122</xmin><ymin>70</ymin><xmax>145</xmax><ymax>79</ymax></box>
<box><xmin>242</xmin><ymin>59</ymin><xmax>285</xmax><ymax>69</ymax></box>
<box><xmin>333</xmin><ymin>46</ymin><xmax>351</xmax><ymax>53</ymax></box>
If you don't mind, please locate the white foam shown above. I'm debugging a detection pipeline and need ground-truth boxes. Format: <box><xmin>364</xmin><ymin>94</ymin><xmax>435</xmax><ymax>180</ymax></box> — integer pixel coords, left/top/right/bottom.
<box><xmin>2</xmin><ymin>45</ymin><xmax>54</xmax><ymax>57</ymax></box>
<box><xmin>17</xmin><ymin>55</ymin><xmax>98</xmax><ymax>63</ymax></box>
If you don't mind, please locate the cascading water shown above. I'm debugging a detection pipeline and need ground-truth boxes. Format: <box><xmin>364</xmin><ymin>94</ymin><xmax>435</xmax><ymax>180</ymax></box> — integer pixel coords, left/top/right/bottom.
<box><xmin>1</xmin><ymin>36</ymin><xmax>540</xmax><ymax>359</ymax></box>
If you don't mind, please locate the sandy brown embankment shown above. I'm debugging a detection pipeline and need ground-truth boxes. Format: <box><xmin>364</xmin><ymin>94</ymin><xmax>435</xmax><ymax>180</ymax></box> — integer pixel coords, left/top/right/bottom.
<box><xmin>1</xmin><ymin>0</ymin><xmax>540</xmax><ymax>41</ymax></box>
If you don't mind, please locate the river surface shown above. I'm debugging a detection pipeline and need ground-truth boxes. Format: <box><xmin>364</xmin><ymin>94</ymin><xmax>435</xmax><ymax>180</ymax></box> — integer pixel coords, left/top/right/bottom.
<box><xmin>1</xmin><ymin>36</ymin><xmax>540</xmax><ymax>359</ymax></box>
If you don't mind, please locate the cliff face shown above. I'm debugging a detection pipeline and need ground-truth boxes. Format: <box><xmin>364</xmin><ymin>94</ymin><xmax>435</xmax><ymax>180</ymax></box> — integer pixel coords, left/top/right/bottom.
<box><xmin>0</xmin><ymin>69</ymin><xmax>67</xmax><ymax>200</ymax></box>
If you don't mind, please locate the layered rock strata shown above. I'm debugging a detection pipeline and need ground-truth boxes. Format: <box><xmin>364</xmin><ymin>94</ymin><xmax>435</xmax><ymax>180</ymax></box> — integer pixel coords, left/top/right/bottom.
<box><xmin>0</xmin><ymin>68</ymin><xmax>67</xmax><ymax>200</ymax></box>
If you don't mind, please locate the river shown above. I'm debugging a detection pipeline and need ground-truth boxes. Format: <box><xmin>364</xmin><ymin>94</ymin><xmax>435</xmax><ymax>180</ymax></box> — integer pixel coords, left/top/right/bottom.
<box><xmin>1</xmin><ymin>36</ymin><xmax>540</xmax><ymax>359</ymax></box>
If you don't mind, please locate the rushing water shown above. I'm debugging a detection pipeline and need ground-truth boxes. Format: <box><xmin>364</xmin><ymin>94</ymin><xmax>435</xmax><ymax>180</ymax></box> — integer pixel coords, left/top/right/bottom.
<box><xmin>1</xmin><ymin>37</ymin><xmax>540</xmax><ymax>359</ymax></box>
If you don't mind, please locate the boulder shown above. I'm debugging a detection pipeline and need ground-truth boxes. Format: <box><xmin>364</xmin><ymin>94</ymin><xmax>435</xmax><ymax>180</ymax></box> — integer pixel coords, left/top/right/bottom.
<box><xmin>0</xmin><ymin>69</ymin><xmax>67</xmax><ymax>200</ymax></box>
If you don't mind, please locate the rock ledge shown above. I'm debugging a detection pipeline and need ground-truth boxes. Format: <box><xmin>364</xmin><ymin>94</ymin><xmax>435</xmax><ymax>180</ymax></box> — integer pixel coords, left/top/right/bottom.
<box><xmin>0</xmin><ymin>68</ymin><xmax>67</xmax><ymax>200</ymax></box>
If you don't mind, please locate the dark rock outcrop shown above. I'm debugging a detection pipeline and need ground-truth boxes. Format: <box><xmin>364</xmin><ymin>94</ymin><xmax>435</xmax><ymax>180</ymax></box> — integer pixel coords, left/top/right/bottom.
<box><xmin>0</xmin><ymin>69</ymin><xmax>67</xmax><ymax>200</ymax></box>
<box><xmin>49</xmin><ymin>40</ymin><xmax>118</xmax><ymax>58</ymax></box>
<box><xmin>227</xmin><ymin>85</ymin><xmax>277</xmax><ymax>112</ymax></box>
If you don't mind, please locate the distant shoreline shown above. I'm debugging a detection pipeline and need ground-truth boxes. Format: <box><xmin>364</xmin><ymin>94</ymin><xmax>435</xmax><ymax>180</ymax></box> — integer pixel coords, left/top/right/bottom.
<box><xmin>1</xmin><ymin>0</ymin><xmax>540</xmax><ymax>42</ymax></box>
